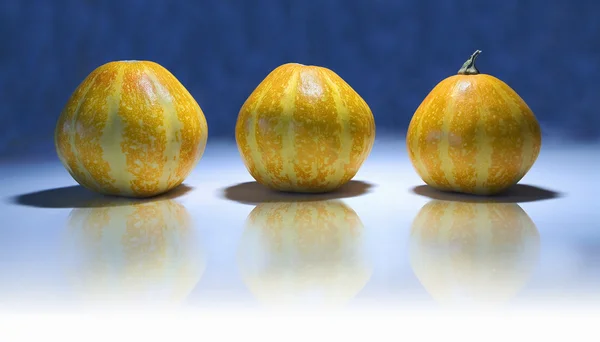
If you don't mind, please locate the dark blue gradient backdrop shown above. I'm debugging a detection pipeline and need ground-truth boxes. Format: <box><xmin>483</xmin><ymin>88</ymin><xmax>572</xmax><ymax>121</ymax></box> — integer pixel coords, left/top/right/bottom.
<box><xmin>1</xmin><ymin>0</ymin><xmax>598</xmax><ymax>156</ymax></box>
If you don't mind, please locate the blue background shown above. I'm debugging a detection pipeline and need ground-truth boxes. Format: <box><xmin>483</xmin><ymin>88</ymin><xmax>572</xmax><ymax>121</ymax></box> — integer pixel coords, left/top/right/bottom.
<box><xmin>1</xmin><ymin>0</ymin><xmax>598</xmax><ymax>157</ymax></box>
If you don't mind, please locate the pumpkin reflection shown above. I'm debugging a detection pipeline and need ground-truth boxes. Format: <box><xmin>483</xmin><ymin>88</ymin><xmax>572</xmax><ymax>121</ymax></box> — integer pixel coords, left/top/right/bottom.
<box><xmin>237</xmin><ymin>200</ymin><xmax>371</xmax><ymax>306</ymax></box>
<box><xmin>409</xmin><ymin>200</ymin><xmax>540</xmax><ymax>305</ymax></box>
<box><xmin>65</xmin><ymin>198</ymin><xmax>204</xmax><ymax>304</ymax></box>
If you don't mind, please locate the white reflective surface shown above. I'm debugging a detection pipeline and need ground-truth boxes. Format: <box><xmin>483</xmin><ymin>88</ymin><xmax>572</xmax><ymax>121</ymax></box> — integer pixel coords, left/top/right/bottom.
<box><xmin>1</xmin><ymin>138</ymin><xmax>599</xmax><ymax>314</ymax></box>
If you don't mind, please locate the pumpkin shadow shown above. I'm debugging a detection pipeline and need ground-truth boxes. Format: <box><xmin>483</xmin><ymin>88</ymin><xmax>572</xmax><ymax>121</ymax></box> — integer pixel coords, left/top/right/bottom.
<box><xmin>411</xmin><ymin>184</ymin><xmax>562</xmax><ymax>203</ymax></box>
<box><xmin>11</xmin><ymin>184</ymin><xmax>193</xmax><ymax>209</ymax></box>
<box><xmin>222</xmin><ymin>180</ymin><xmax>374</xmax><ymax>205</ymax></box>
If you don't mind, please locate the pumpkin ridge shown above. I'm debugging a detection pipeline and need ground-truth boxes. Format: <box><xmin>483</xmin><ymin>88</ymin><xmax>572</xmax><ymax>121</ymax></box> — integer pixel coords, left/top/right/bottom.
<box><xmin>63</xmin><ymin>68</ymin><xmax>100</xmax><ymax>190</ymax></box>
<box><xmin>291</xmin><ymin>66</ymin><xmax>341</xmax><ymax>190</ymax></box>
<box><xmin>255</xmin><ymin>67</ymin><xmax>293</xmax><ymax>188</ymax></box>
<box><xmin>55</xmin><ymin>72</ymin><xmax>99</xmax><ymax>186</ymax></box>
<box><xmin>491</xmin><ymin>80</ymin><xmax>537</xmax><ymax>181</ymax></box>
<box><xmin>485</xmin><ymin>80</ymin><xmax>526</xmax><ymax>191</ymax></box>
<box><xmin>246</xmin><ymin>68</ymin><xmax>283</xmax><ymax>184</ymax></box>
<box><xmin>447</xmin><ymin>78</ymin><xmax>479</xmax><ymax>193</ymax></box>
<box><xmin>473</xmin><ymin>80</ymin><xmax>493</xmax><ymax>190</ymax></box>
<box><xmin>319</xmin><ymin>69</ymin><xmax>353</xmax><ymax>189</ymax></box>
<box><xmin>118</xmin><ymin>65</ymin><xmax>167</xmax><ymax>196</ymax></box>
<box><xmin>97</xmin><ymin>64</ymin><xmax>131</xmax><ymax>195</ymax></box>
<box><xmin>235</xmin><ymin>78</ymin><xmax>258</xmax><ymax>180</ymax></box>
<box><xmin>278</xmin><ymin>70</ymin><xmax>300</xmax><ymax>189</ymax></box>
<box><xmin>419</xmin><ymin>80</ymin><xmax>453</xmax><ymax>189</ymax></box>
<box><xmin>407</xmin><ymin>89</ymin><xmax>433</xmax><ymax>185</ymax></box>
<box><xmin>70</xmin><ymin>70</ymin><xmax>107</xmax><ymax>192</ymax></box>
<box><xmin>439</xmin><ymin>81</ymin><xmax>461</xmax><ymax>190</ymax></box>
<box><xmin>146</xmin><ymin>62</ymin><xmax>206</xmax><ymax>191</ymax></box>
<box><xmin>143</xmin><ymin>65</ymin><xmax>182</xmax><ymax>192</ymax></box>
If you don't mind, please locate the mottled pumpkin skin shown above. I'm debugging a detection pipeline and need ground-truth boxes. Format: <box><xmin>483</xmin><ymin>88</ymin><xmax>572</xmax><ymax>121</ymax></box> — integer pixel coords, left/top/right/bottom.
<box><xmin>409</xmin><ymin>200</ymin><xmax>540</xmax><ymax>305</ymax></box>
<box><xmin>407</xmin><ymin>74</ymin><xmax>542</xmax><ymax>195</ymax></box>
<box><xmin>235</xmin><ymin>63</ymin><xmax>376</xmax><ymax>193</ymax></box>
<box><xmin>55</xmin><ymin>61</ymin><xmax>208</xmax><ymax>198</ymax></box>
<box><xmin>64</xmin><ymin>199</ymin><xmax>205</xmax><ymax>304</ymax></box>
<box><xmin>237</xmin><ymin>200</ymin><xmax>371</xmax><ymax>306</ymax></box>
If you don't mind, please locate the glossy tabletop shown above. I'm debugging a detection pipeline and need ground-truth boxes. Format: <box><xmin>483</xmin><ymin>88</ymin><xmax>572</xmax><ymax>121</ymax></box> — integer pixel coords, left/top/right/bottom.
<box><xmin>1</xmin><ymin>138</ymin><xmax>599</xmax><ymax>316</ymax></box>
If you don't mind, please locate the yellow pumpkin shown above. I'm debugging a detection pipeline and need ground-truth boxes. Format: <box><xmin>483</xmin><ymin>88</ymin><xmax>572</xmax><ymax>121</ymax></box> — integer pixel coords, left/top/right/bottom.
<box><xmin>409</xmin><ymin>200</ymin><xmax>540</xmax><ymax>305</ymax></box>
<box><xmin>55</xmin><ymin>61</ymin><xmax>208</xmax><ymax>198</ymax></box>
<box><xmin>64</xmin><ymin>198</ymin><xmax>205</xmax><ymax>304</ymax></box>
<box><xmin>406</xmin><ymin>51</ymin><xmax>542</xmax><ymax>195</ymax></box>
<box><xmin>235</xmin><ymin>63</ymin><xmax>376</xmax><ymax>193</ymax></box>
<box><xmin>237</xmin><ymin>200</ymin><xmax>371</xmax><ymax>306</ymax></box>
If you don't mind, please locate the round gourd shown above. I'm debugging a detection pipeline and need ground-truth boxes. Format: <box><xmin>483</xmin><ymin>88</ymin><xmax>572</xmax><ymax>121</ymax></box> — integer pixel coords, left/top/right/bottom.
<box><xmin>237</xmin><ymin>200</ymin><xmax>371</xmax><ymax>306</ymax></box>
<box><xmin>406</xmin><ymin>51</ymin><xmax>542</xmax><ymax>195</ymax></box>
<box><xmin>409</xmin><ymin>200</ymin><xmax>540</xmax><ymax>305</ymax></box>
<box><xmin>64</xmin><ymin>199</ymin><xmax>205</xmax><ymax>304</ymax></box>
<box><xmin>55</xmin><ymin>61</ymin><xmax>208</xmax><ymax>198</ymax></box>
<box><xmin>235</xmin><ymin>63</ymin><xmax>376</xmax><ymax>193</ymax></box>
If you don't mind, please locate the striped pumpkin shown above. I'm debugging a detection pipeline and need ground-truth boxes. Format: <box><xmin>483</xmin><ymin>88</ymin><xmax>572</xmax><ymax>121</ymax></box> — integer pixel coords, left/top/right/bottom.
<box><xmin>235</xmin><ymin>63</ymin><xmax>376</xmax><ymax>193</ymax></box>
<box><xmin>65</xmin><ymin>198</ymin><xmax>205</xmax><ymax>303</ymax></box>
<box><xmin>55</xmin><ymin>61</ymin><xmax>208</xmax><ymax>198</ymax></box>
<box><xmin>237</xmin><ymin>200</ymin><xmax>371</xmax><ymax>306</ymax></box>
<box><xmin>406</xmin><ymin>51</ymin><xmax>542</xmax><ymax>195</ymax></box>
<box><xmin>409</xmin><ymin>200</ymin><xmax>540</xmax><ymax>305</ymax></box>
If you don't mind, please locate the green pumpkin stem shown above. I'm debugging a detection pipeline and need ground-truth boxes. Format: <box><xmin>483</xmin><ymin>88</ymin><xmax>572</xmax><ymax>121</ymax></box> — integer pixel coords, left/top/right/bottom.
<box><xmin>458</xmin><ymin>50</ymin><xmax>482</xmax><ymax>75</ymax></box>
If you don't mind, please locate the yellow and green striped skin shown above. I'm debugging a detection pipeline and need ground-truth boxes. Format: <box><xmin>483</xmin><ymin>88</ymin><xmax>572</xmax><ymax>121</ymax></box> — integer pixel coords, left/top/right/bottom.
<box><xmin>407</xmin><ymin>72</ymin><xmax>542</xmax><ymax>195</ymax></box>
<box><xmin>237</xmin><ymin>200</ymin><xmax>371</xmax><ymax>306</ymax></box>
<box><xmin>235</xmin><ymin>63</ymin><xmax>376</xmax><ymax>193</ymax></box>
<box><xmin>55</xmin><ymin>61</ymin><xmax>208</xmax><ymax>198</ymax></box>
<box><xmin>65</xmin><ymin>199</ymin><xmax>204</xmax><ymax>303</ymax></box>
<box><xmin>409</xmin><ymin>200</ymin><xmax>540</xmax><ymax>305</ymax></box>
